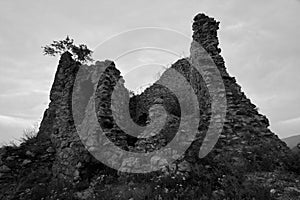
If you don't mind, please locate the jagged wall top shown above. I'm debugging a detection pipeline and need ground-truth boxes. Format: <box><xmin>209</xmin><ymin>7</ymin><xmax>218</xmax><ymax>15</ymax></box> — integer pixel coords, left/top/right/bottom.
<box><xmin>192</xmin><ymin>13</ymin><xmax>221</xmax><ymax>56</ymax></box>
<box><xmin>35</xmin><ymin>13</ymin><xmax>290</xmax><ymax>184</ymax></box>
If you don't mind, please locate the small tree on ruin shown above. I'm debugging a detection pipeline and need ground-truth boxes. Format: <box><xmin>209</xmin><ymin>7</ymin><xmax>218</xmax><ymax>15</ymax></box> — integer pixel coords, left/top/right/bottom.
<box><xmin>42</xmin><ymin>36</ymin><xmax>93</xmax><ymax>63</ymax></box>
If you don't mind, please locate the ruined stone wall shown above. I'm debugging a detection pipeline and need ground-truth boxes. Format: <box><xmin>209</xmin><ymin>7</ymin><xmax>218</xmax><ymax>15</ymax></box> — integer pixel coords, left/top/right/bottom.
<box><xmin>192</xmin><ymin>14</ymin><xmax>289</xmax><ymax>167</ymax></box>
<box><xmin>94</xmin><ymin>62</ymin><xmax>130</xmax><ymax>149</ymax></box>
<box><xmin>37</xmin><ymin>52</ymin><xmax>89</xmax><ymax>183</ymax></box>
<box><xmin>130</xmin><ymin>14</ymin><xmax>289</xmax><ymax>169</ymax></box>
<box><xmin>36</xmin><ymin>13</ymin><xmax>290</xmax><ymax>185</ymax></box>
<box><xmin>37</xmin><ymin>53</ymin><xmax>115</xmax><ymax>184</ymax></box>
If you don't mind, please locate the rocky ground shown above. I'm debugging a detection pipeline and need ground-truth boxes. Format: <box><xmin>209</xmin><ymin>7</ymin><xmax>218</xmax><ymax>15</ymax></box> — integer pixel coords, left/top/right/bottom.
<box><xmin>0</xmin><ymin>132</ymin><xmax>300</xmax><ymax>199</ymax></box>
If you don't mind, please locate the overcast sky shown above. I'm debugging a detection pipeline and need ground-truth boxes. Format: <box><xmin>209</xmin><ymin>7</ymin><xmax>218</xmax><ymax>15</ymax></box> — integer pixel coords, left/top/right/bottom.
<box><xmin>0</xmin><ymin>0</ymin><xmax>299</xmax><ymax>144</ymax></box>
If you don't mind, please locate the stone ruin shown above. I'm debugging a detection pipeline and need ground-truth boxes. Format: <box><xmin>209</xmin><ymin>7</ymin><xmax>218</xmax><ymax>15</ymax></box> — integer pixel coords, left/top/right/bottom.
<box><xmin>0</xmin><ymin>13</ymin><xmax>293</xmax><ymax>199</ymax></box>
<box><xmin>37</xmin><ymin>12</ymin><xmax>288</xmax><ymax>181</ymax></box>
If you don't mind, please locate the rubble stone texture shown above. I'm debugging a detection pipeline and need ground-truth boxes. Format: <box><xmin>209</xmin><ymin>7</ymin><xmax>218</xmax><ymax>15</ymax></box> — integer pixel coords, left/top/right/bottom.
<box><xmin>0</xmin><ymin>13</ymin><xmax>295</xmax><ymax>200</ymax></box>
<box><xmin>37</xmin><ymin>13</ymin><xmax>289</xmax><ymax>183</ymax></box>
<box><xmin>133</xmin><ymin>13</ymin><xmax>290</xmax><ymax>168</ymax></box>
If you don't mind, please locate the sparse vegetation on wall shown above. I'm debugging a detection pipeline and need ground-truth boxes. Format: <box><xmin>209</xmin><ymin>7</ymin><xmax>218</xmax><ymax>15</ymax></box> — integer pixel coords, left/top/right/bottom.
<box><xmin>42</xmin><ymin>36</ymin><xmax>93</xmax><ymax>63</ymax></box>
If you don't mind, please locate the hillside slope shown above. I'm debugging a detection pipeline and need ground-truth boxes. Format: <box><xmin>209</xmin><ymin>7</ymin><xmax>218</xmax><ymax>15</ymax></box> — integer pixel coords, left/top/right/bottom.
<box><xmin>282</xmin><ymin>134</ymin><xmax>300</xmax><ymax>149</ymax></box>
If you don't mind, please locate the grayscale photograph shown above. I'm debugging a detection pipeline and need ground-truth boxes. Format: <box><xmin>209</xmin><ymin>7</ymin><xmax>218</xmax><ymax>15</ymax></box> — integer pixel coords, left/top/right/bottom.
<box><xmin>0</xmin><ymin>0</ymin><xmax>299</xmax><ymax>199</ymax></box>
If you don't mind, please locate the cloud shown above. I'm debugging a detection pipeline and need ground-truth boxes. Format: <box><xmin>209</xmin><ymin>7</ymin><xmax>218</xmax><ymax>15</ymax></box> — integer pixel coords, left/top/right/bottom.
<box><xmin>0</xmin><ymin>114</ymin><xmax>36</xmax><ymax>145</ymax></box>
<box><xmin>273</xmin><ymin>116</ymin><xmax>300</xmax><ymax>139</ymax></box>
<box><xmin>280</xmin><ymin>117</ymin><xmax>300</xmax><ymax>125</ymax></box>
<box><xmin>0</xmin><ymin>114</ymin><xmax>32</xmax><ymax>127</ymax></box>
